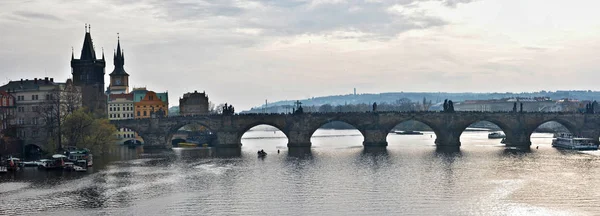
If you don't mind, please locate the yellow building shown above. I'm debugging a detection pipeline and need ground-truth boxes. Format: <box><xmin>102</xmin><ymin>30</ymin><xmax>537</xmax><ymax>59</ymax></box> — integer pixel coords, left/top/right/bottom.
<box><xmin>134</xmin><ymin>90</ymin><xmax>168</xmax><ymax>119</ymax></box>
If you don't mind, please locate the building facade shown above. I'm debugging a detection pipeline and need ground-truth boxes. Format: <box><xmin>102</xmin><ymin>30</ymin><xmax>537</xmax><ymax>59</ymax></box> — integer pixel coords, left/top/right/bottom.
<box><xmin>71</xmin><ymin>26</ymin><xmax>107</xmax><ymax>116</ymax></box>
<box><xmin>0</xmin><ymin>78</ymin><xmax>81</xmax><ymax>154</ymax></box>
<box><xmin>134</xmin><ymin>90</ymin><xmax>168</xmax><ymax>119</ymax></box>
<box><xmin>179</xmin><ymin>90</ymin><xmax>209</xmax><ymax>116</ymax></box>
<box><xmin>108</xmin><ymin>93</ymin><xmax>137</xmax><ymax>144</ymax></box>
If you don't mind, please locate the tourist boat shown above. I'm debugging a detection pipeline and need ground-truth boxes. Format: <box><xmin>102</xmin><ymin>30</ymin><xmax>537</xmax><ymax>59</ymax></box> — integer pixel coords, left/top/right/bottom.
<box><xmin>67</xmin><ymin>149</ymin><xmax>93</xmax><ymax>167</ymax></box>
<box><xmin>552</xmin><ymin>133</ymin><xmax>599</xmax><ymax>150</ymax></box>
<box><xmin>37</xmin><ymin>159</ymin><xmax>59</xmax><ymax>169</ymax></box>
<box><xmin>488</xmin><ymin>132</ymin><xmax>506</xmax><ymax>139</ymax></box>
<box><xmin>395</xmin><ymin>131</ymin><xmax>423</xmax><ymax>135</ymax></box>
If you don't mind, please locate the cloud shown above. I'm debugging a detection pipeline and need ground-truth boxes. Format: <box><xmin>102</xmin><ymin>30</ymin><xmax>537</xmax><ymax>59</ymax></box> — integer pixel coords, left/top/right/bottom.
<box><xmin>12</xmin><ymin>11</ymin><xmax>63</xmax><ymax>21</ymax></box>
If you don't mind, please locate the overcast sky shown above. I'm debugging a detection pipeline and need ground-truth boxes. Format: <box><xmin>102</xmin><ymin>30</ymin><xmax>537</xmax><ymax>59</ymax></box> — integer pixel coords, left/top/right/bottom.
<box><xmin>2</xmin><ymin>0</ymin><xmax>600</xmax><ymax>110</ymax></box>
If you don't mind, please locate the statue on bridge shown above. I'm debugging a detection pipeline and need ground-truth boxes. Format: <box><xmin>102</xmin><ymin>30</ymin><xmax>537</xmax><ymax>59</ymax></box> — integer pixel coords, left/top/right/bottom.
<box><xmin>448</xmin><ymin>100</ymin><xmax>454</xmax><ymax>112</ymax></box>
<box><xmin>520</xmin><ymin>103</ymin><xmax>523</xmax><ymax>113</ymax></box>
<box><xmin>222</xmin><ymin>103</ymin><xmax>235</xmax><ymax>115</ymax></box>
<box><xmin>513</xmin><ymin>102</ymin><xmax>517</xmax><ymax>112</ymax></box>
<box><xmin>443</xmin><ymin>99</ymin><xmax>448</xmax><ymax>112</ymax></box>
<box><xmin>372</xmin><ymin>102</ymin><xmax>377</xmax><ymax>112</ymax></box>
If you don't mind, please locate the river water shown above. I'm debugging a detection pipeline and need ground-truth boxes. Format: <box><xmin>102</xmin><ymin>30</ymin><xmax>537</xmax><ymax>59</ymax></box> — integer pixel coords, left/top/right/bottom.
<box><xmin>1</xmin><ymin>130</ymin><xmax>599</xmax><ymax>216</ymax></box>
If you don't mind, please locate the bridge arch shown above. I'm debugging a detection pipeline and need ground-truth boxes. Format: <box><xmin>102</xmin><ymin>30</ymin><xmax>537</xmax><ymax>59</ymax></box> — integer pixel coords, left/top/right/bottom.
<box><xmin>309</xmin><ymin>120</ymin><xmax>365</xmax><ymax>147</ymax></box>
<box><xmin>528</xmin><ymin>119</ymin><xmax>578</xmax><ymax>146</ymax></box>
<box><xmin>385</xmin><ymin>119</ymin><xmax>438</xmax><ymax>146</ymax></box>
<box><xmin>240</xmin><ymin>124</ymin><xmax>289</xmax><ymax>149</ymax></box>
<box><xmin>168</xmin><ymin>122</ymin><xmax>215</xmax><ymax>147</ymax></box>
<box><xmin>457</xmin><ymin>119</ymin><xmax>512</xmax><ymax>146</ymax></box>
<box><xmin>114</xmin><ymin>126</ymin><xmax>145</xmax><ymax>146</ymax></box>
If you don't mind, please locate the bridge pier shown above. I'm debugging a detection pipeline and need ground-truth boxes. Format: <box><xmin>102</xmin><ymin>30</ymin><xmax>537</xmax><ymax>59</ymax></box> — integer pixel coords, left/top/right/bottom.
<box><xmin>362</xmin><ymin>129</ymin><xmax>388</xmax><ymax>147</ymax></box>
<box><xmin>287</xmin><ymin>130</ymin><xmax>312</xmax><ymax>148</ymax></box>
<box><xmin>142</xmin><ymin>133</ymin><xmax>171</xmax><ymax>148</ymax></box>
<box><xmin>502</xmin><ymin>131</ymin><xmax>532</xmax><ymax>148</ymax></box>
<box><xmin>434</xmin><ymin>130</ymin><xmax>461</xmax><ymax>150</ymax></box>
<box><xmin>213</xmin><ymin>131</ymin><xmax>242</xmax><ymax>148</ymax></box>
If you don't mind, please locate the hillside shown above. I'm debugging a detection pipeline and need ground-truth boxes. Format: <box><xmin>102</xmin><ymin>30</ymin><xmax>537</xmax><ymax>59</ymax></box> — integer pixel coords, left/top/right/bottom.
<box><xmin>242</xmin><ymin>90</ymin><xmax>600</xmax><ymax>113</ymax></box>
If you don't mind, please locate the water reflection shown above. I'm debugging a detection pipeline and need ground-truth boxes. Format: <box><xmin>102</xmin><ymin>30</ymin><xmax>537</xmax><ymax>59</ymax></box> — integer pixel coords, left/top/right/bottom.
<box><xmin>1</xmin><ymin>131</ymin><xmax>599</xmax><ymax>216</ymax></box>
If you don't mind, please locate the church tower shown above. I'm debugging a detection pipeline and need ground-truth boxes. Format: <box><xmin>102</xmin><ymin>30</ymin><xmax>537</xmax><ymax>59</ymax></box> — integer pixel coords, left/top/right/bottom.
<box><xmin>71</xmin><ymin>24</ymin><xmax>107</xmax><ymax>116</ymax></box>
<box><xmin>108</xmin><ymin>34</ymin><xmax>129</xmax><ymax>94</ymax></box>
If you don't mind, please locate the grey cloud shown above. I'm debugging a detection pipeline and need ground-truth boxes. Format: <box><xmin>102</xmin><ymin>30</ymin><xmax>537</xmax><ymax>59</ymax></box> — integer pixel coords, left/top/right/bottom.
<box><xmin>129</xmin><ymin>0</ymin><xmax>472</xmax><ymax>41</ymax></box>
<box><xmin>13</xmin><ymin>11</ymin><xmax>63</xmax><ymax>21</ymax></box>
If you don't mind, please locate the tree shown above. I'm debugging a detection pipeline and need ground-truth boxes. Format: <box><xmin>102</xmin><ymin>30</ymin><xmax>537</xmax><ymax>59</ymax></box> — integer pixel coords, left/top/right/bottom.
<box><xmin>61</xmin><ymin>108</ymin><xmax>116</xmax><ymax>153</ymax></box>
<box><xmin>319</xmin><ymin>104</ymin><xmax>334</xmax><ymax>113</ymax></box>
<box><xmin>214</xmin><ymin>103</ymin><xmax>226</xmax><ymax>114</ymax></box>
<box><xmin>208</xmin><ymin>101</ymin><xmax>216</xmax><ymax>114</ymax></box>
<box><xmin>36</xmin><ymin>81</ymin><xmax>82</xmax><ymax>150</ymax></box>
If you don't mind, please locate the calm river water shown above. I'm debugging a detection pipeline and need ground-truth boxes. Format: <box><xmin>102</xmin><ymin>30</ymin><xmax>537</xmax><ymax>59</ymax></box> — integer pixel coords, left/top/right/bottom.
<box><xmin>1</xmin><ymin>130</ymin><xmax>599</xmax><ymax>216</ymax></box>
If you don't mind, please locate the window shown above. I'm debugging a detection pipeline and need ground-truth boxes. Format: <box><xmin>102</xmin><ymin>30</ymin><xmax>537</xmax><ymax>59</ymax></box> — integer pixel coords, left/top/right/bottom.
<box><xmin>117</xmin><ymin>107</ymin><xmax>120</xmax><ymax>111</ymax></box>
<box><xmin>109</xmin><ymin>107</ymin><xmax>113</xmax><ymax>111</ymax></box>
<box><xmin>149</xmin><ymin>96</ymin><xmax>153</xmax><ymax>100</ymax></box>
<box><xmin>32</xmin><ymin>118</ymin><xmax>38</xmax><ymax>125</ymax></box>
<box><xmin>17</xmin><ymin>107</ymin><xmax>24</xmax><ymax>112</ymax></box>
<box><xmin>46</xmin><ymin>94</ymin><xmax>50</xmax><ymax>100</ymax></box>
<box><xmin>143</xmin><ymin>111</ymin><xmax>147</xmax><ymax>116</ymax></box>
<box><xmin>137</xmin><ymin>111</ymin><xmax>140</xmax><ymax>116</ymax></box>
<box><xmin>117</xmin><ymin>114</ymin><xmax>120</xmax><ymax>118</ymax></box>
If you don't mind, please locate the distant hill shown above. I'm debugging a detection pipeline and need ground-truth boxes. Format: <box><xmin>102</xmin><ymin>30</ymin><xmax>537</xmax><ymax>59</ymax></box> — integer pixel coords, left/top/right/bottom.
<box><xmin>242</xmin><ymin>90</ymin><xmax>600</xmax><ymax>113</ymax></box>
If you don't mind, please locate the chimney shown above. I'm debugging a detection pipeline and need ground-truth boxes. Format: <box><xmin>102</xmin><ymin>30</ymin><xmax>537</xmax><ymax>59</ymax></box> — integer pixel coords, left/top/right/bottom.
<box><xmin>20</xmin><ymin>79</ymin><xmax>23</xmax><ymax>83</ymax></box>
<box><xmin>50</xmin><ymin>78</ymin><xmax>54</xmax><ymax>82</ymax></box>
<box><xmin>34</xmin><ymin>78</ymin><xmax>37</xmax><ymax>84</ymax></box>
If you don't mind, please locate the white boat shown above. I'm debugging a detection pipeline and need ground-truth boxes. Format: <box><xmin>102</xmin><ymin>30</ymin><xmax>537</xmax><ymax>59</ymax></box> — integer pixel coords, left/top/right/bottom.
<box><xmin>67</xmin><ymin>149</ymin><xmax>93</xmax><ymax>167</ymax></box>
<box><xmin>552</xmin><ymin>133</ymin><xmax>599</xmax><ymax>150</ymax></box>
<box><xmin>488</xmin><ymin>132</ymin><xmax>506</xmax><ymax>139</ymax></box>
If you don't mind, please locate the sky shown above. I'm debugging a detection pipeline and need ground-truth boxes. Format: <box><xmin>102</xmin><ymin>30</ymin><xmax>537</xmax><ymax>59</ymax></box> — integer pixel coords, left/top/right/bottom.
<box><xmin>2</xmin><ymin>0</ymin><xmax>600</xmax><ymax>110</ymax></box>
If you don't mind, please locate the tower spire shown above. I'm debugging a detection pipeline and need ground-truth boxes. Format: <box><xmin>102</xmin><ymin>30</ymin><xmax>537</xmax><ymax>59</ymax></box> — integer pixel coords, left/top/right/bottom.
<box><xmin>80</xmin><ymin>23</ymin><xmax>97</xmax><ymax>60</ymax></box>
<box><xmin>71</xmin><ymin>46</ymin><xmax>74</xmax><ymax>60</ymax></box>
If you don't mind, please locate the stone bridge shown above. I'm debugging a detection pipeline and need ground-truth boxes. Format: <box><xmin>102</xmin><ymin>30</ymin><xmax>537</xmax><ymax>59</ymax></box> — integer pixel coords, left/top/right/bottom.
<box><xmin>110</xmin><ymin>112</ymin><xmax>600</xmax><ymax>150</ymax></box>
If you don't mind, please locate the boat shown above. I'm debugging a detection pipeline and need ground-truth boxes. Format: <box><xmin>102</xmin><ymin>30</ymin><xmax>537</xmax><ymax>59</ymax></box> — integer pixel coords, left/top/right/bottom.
<box><xmin>395</xmin><ymin>131</ymin><xmax>423</xmax><ymax>135</ymax></box>
<box><xmin>67</xmin><ymin>149</ymin><xmax>93</xmax><ymax>167</ymax></box>
<box><xmin>178</xmin><ymin>142</ymin><xmax>199</xmax><ymax>148</ymax></box>
<box><xmin>22</xmin><ymin>161</ymin><xmax>38</xmax><ymax>167</ymax></box>
<box><xmin>488</xmin><ymin>132</ymin><xmax>506</xmax><ymax>139</ymax></box>
<box><xmin>257</xmin><ymin>150</ymin><xmax>267</xmax><ymax>157</ymax></box>
<box><xmin>74</xmin><ymin>160</ymin><xmax>88</xmax><ymax>172</ymax></box>
<box><xmin>552</xmin><ymin>133</ymin><xmax>599</xmax><ymax>150</ymax></box>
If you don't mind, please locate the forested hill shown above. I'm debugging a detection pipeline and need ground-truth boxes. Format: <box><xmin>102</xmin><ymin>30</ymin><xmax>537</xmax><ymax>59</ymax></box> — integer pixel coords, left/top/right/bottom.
<box><xmin>245</xmin><ymin>90</ymin><xmax>600</xmax><ymax>111</ymax></box>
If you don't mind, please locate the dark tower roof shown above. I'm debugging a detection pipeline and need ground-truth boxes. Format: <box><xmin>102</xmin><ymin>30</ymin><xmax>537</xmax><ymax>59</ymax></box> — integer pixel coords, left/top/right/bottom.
<box><xmin>110</xmin><ymin>34</ymin><xmax>129</xmax><ymax>76</ymax></box>
<box><xmin>80</xmin><ymin>24</ymin><xmax>97</xmax><ymax>60</ymax></box>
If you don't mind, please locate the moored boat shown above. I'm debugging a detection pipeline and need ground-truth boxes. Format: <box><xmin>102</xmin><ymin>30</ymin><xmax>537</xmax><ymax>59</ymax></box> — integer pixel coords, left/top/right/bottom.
<box><xmin>552</xmin><ymin>133</ymin><xmax>599</xmax><ymax>150</ymax></box>
<box><xmin>67</xmin><ymin>149</ymin><xmax>93</xmax><ymax>167</ymax></box>
<box><xmin>178</xmin><ymin>143</ymin><xmax>199</xmax><ymax>148</ymax></box>
<box><xmin>488</xmin><ymin>132</ymin><xmax>506</xmax><ymax>139</ymax></box>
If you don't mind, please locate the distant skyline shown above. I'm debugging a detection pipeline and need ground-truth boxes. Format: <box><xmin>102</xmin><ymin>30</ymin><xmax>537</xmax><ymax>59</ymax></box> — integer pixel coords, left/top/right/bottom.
<box><xmin>2</xmin><ymin>0</ymin><xmax>600</xmax><ymax>110</ymax></box>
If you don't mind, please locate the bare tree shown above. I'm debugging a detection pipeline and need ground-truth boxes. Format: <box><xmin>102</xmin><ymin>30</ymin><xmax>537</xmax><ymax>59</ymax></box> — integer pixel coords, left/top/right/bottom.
<box><xmin>36</xmin><ymin>81</ymin><xmax>82</xmax><ymax>150</ymax></box>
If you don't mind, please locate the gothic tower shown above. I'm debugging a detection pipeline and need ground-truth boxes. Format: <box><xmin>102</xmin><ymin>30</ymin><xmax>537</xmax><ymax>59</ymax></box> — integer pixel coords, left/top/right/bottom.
<box><xmin>108</xmin><ymin>34</ymin><xmax>129</xmax><ymax>94</ymax></box>
<box><xmin>71</xmin><ymin>24</ymin><xmax>107</xmax><ymax>116</ymax></box>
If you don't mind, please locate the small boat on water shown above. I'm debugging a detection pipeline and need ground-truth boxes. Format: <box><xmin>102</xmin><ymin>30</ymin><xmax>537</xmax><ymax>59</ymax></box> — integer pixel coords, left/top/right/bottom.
<box><xmin>488</xmin><ymin>132</ymin><xmax>506</xmax><ymax>139</ymax></box>
<box><xmin>257</xmin><ymin>150</ymin><xmax>267</xmax><ymax>157</ymax></box>
<box><xmin>178</xmin><ymin>143</ymin><xmax>199</xmax><ymax>148</ymax></box>
<box><xmin>552</xmin><ymin>133</ymin><xmax>599</xmax><ymax>150</ymax></box>
<box><xmin>395</xmin><ymin>131</ymin><xmax>423</xmax><ymax>135</ymax></box>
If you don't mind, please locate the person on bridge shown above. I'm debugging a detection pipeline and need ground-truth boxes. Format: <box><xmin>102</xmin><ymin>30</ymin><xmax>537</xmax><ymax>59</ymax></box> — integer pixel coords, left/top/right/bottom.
<box><xmin>277</xmin><ymin>149</ymin><xmax>280</xmax><ymax>154</ymax></box>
